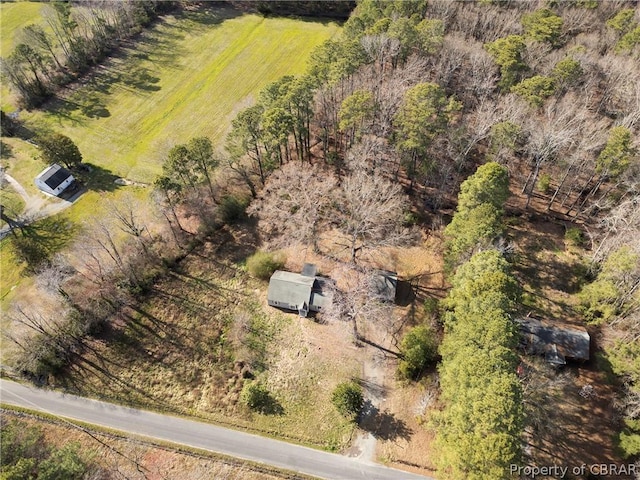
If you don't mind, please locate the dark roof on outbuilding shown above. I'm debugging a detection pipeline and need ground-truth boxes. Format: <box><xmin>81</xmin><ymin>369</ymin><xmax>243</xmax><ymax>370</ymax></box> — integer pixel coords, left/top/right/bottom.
<box><xmin>301</xmin><ymin>263</ymin><xmax>318</xmax><ymax>277</ymax></box>
<box><xmin>371</xmin><ymin>270</ymin><xmax>398</xmax><ymax>303</ymax></box>
<box><xmin>516</xmin><ymin>318</ymin><xmax>590</xmax><ymax>362</ymax></box>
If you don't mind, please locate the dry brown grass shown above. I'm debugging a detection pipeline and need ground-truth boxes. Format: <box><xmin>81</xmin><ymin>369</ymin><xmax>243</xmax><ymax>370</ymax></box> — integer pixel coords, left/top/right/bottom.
<box><xmin>377</xmin><ymin>379</ymin><xmax>439</xmax><ymax>476</ymax></box>
<box><xmin>41</xmin><ymin>226</ymin><xmax>359</xmax><ymax>450</ymax></box>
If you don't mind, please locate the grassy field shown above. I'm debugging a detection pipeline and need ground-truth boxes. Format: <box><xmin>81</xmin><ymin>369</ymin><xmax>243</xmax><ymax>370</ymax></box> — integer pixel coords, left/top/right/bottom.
<box><xmin>0</xmin><ymin>185</ymin><xmax>24</xmax><ymax>219</ymax></box>
<box><xmin>18</xmin><ymin>7</ymin><xmax>339</xmax><ymax>183</ymax></box>
<box><xmin>0</xmin><ymin>1</ymin><xmax>46</xmax><ymax>110</ymax></box>
<box><xmin>0</xmin><ymin>2</ymin><xmax>44</xmax><ymax>56</ymax></box>
<box><xmin>1</xmin><ymin>137</ymin><xmax>42</xmax><ymax>197</ymax></box>
<box><xmin>0</xmin><ymin>4</ymin><xmax>339</xmax><ymax>307</ymax></box>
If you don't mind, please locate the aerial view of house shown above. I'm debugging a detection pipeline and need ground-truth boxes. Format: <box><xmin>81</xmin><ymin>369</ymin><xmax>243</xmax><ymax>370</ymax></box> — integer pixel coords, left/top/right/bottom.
<box><xmin>34</xmin><ymin>163</ymin><xmax>76</xmax><ymax>197</ymax></box>
<box><xmin>0</xmin><ymin>1</ymin><xmax>638</xmax><ymax>479</ymax></box>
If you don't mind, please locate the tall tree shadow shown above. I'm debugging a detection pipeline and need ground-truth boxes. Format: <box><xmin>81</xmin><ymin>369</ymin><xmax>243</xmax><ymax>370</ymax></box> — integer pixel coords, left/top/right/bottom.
<box><xmin>19</xmin><ymin>215</ymin><xmax>76</xmax><ymax>243</ymax></box>
<box><xmin>48</xmin><ymin>92</ymin><xmax>110</xmax><ymax>123</ymax></box>
<box><xmin>10</xmin><ymin>216</ymin><xmax>77</xmax><ymax>273</ymax></box>
<box><xmin>1</xmin><ymin>140</ymin><xmax>13</xmax><ymax>159</ymax></box>
<box><xmin>358</xmin><ymin>399</ymin><xmax>413</xmax><ymax>441</ymax></box>
<box><xmin>72</xmin><ymin>163</ymin><xmax>123</xmax><ymax>193</ymax></box>
<box><xmin>179</xmin><ymin>3</ymin><xmax>243</xmax><ymax>29</ymax></box>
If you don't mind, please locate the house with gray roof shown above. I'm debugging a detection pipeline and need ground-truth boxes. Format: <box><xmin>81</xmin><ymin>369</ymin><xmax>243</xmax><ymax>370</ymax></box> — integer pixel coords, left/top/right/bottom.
<box><xmin>516</xmin><ymin>317</ymin><xmax>590</xmax><ymax>365</ymax></box>
<box><xmin>267</xmin><ymin>264</ymin><xmax>332</xmax><ymax>317</ymax></box>
<box><xmin>35</xmin><ymin>164</ymin><xmax>75</xmax><ymax>197</ymax></box>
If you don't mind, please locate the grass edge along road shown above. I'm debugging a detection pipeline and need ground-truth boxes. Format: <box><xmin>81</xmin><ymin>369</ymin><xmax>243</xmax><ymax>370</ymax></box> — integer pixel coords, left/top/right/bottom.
<box><xmin>0</xmin><ymin>379</ymin><xmax>432</xmax><ymax>480</ymax></box>
<box><xmin>0</xmin><ymin>405</ymin><xmax>320</xmax><ymax>480</ymax></box>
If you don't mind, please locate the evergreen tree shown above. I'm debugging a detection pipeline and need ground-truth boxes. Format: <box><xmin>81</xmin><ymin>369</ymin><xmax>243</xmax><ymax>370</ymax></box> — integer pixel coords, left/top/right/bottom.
<box><xmin>435</xmin><ymin>250</ymin><xmax>523</xmax><ymax>480</ymax></box>
<box><xmin>444</xmin><ymin>162</ymin><xmax>510</xmax><ymax>268</ymax></box>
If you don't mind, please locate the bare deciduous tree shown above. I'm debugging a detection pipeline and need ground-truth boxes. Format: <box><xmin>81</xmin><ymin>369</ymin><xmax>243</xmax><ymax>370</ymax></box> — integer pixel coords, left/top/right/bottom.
<box><xmin>322</xmin><ymin>265</ymin><xmax>397</xmax><ymax>344</ymax></box>
<box><xmin>336</xmin><ymin>153</ymin><xmax>413</xmax><ymax>263</ymax></box>
<box><xmin>247</xmin><ymin>162</ymin><xmax>338</xmax><ymax>253</ymax></box>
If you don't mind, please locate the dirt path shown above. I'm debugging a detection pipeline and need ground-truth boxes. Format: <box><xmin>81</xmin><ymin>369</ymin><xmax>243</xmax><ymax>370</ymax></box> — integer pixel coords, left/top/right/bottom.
<box><xmin>347</xmin><ymin>317</ymin><xmax>395</xmax><ymax>463</ymax></box>
<box><xmin>353</xmin><ymin>350</ymin><xmax>387</xmax><ymax>461</ymax></box>
<box><xmin>0</xmin><ymin>171</ymin><xmax>79</xmax><ymax>238</ymax></box>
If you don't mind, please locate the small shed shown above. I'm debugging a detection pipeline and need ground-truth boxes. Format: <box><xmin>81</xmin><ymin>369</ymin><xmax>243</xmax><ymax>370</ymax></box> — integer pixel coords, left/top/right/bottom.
<box><xmin>516</xmin><ymin>318</ymin><xmax>590</xmax><ymax>365</ymax></box>
<box><xmin>267</xmin><ymin>264</ymin><xmax>331</xmax><ymax>317</ymax></box>
<box><xmin>371</xmin><ymin>270</ymin><xmax>398</xmax><ymax>303</ymax></box>
<box><xmin>35</xmin><ymin>164</ymin><xmax>75</xmax><ymax>196</ymax></box>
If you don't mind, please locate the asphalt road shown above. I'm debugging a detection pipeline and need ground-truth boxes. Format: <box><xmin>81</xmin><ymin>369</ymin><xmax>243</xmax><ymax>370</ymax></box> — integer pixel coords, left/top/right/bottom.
<box><xmin>0</xmin><ymin>379</ymin><xmax>432</xmax><ymax>480</ymax></box>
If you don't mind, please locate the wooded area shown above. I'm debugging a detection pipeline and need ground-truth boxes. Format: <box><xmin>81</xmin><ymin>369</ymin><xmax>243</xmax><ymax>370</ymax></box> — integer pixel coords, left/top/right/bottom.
<box><xmin>2</xmin><ymin>0</ymin><xmax>639</xmax><ymax>477</ymax></box>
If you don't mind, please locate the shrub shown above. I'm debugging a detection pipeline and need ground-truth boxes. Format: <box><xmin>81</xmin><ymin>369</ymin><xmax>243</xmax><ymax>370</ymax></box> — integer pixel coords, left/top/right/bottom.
<box><xmin>241</xmin><ymin>382</ymin><xmax>274</xmax><ymax>413</ymax></box>
<box><xmin>565</xmin><ymin>227</ymin><xmax>584</xmax><ymax>247</ymax></box>
<box><xmin>403</xmin><ymin>211</ymin><xmax>418</xmax><ymax>226</ymax></box>
<box><xmin>397</xmin><ymin>325</ymin><xmax>438</xmax><ymax>380</ymax></box>
<box><xmin>606</xmin><ymin>9</ymin><xmax>637</xmax><ymax>33</ymax></box>
<box><xmin>422</xmin><ymin>297</ymin><xmax>439</xmax><ymax>316</ymax></box>
<box><xmin>577</xmin><ymin>279</ymin><xmax>618</xmax><ymax>324</ymax></box>
<box><xmin>537</xmin><ymin>173</ymin><xmax>552</xmax><ymax>194</ymax></box>
<box><xmin>245</xmin><ymin>251</ymin><xmax>285</xmax><ymax>280</ymax></box>
<box><xmin>619</xmin><ymin>427</ymin><xmax>640</xmax><ymax>458</ymax></box>
<box><xmin>616</xmin><ymin>25</ymin><xmax>640</xmax><ymax>54</ymax></box>
<box><xmin>218</xmin><ymin>195</ymin><xmax>248</xmax><ymax>224</ymax></box>
<box><xmin>331</xmin><ymin>381</ymin><xmax>364</xmax><ymax>419</ymax></box>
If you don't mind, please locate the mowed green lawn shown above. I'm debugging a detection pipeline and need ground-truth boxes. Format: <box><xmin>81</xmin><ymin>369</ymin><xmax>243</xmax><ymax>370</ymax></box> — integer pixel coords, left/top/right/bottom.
<box><xmin>0</xmin><ymin>1</ymin><xmax>46</xmax><ymax>110</ymax></box>
<box><xmin>21</xmin><ymin>8</ymin><xmax>340</xmax><ymax>183</ymax></box>
<box><xmin>0</xmin><ymin>1</ymin><xmax>44</xmax><ymax>57</ymax></box>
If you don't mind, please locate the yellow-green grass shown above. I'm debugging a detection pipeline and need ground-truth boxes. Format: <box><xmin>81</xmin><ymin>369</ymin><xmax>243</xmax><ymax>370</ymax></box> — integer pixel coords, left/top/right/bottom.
<box><xmin>1</xmin><ymin>137</ymin><xmax>42</xmax><ymax>197</ymax></box>
<box><xmin>0</xmin><ymin>240</ymin><xmax>30</xmax><ymax>309</ymax></box>
<box><xmin>20</xmin><ymin>8</ymin><xmax>340</xmax><ymax>184</ymax></box>
<box><xmin>0</xmin><ymin>1</ymin><xmax>46</xmax><ymax>110</ymax></box>
<box><xmin>0</xmin><ymin>2</ymin><xmax>44</xmax><ymax>57</ymax></box>
<box><xmin>0</xmin><ymin>185</ymin><xmax>25</xmax><ymax>219</ymax></box>
<box><xmin>1</xmin><ymin>7</ymin><xmax>339</xmax><ymax>307</ymax></box>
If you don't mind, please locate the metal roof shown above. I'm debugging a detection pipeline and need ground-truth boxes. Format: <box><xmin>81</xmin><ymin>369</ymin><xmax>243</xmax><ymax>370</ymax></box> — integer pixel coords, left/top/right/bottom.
<box><xmin>267</xmin><ymin>271</ymin><xmax>316</xmax><ymax>309</ymax></box>
<box><xmin>516</xmin><ymin>318</ymin><xmax>590</xmax><ymax>361</ymax></box>
<box><xmin>371</xmin><ymin>270</ymin><xmax>398</xmax><ymax>302</ymax></box>
<box><xmin>301</xmin><ymin>263</ymin><xmax>318</xmax><ymax>277</ymax></box>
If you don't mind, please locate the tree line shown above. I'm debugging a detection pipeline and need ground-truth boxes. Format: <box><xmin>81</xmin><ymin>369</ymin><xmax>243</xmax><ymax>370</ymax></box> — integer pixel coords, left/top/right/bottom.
<box><xmin>1</xmin><ymin>417</ymin><xmax>100</xmax><ymax>480</ymax></box>
<box><xmin>435</xmin><ymin>162</ymin><xmax>523</xmax><ymax>479</ymax></box>
<box><xmin>1</xmin><ymin>1</ymin><xmax>178</xmax><ymax>108</ymax></box>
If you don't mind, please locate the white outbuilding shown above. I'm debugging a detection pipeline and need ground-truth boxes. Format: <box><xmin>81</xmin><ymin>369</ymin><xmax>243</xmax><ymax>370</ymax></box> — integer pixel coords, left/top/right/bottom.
<box><xmin>35</xmin><ymin>164</ymin><xmax>75</xmax><ymax>196</ymax></box>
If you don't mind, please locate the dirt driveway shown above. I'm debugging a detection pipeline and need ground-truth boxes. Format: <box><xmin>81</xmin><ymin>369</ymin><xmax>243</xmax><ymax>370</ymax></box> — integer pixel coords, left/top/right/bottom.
<box><xmin>0</xmin><ymin>170</ymin><xmax>80</xmax><ymax>238</ymax></box>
